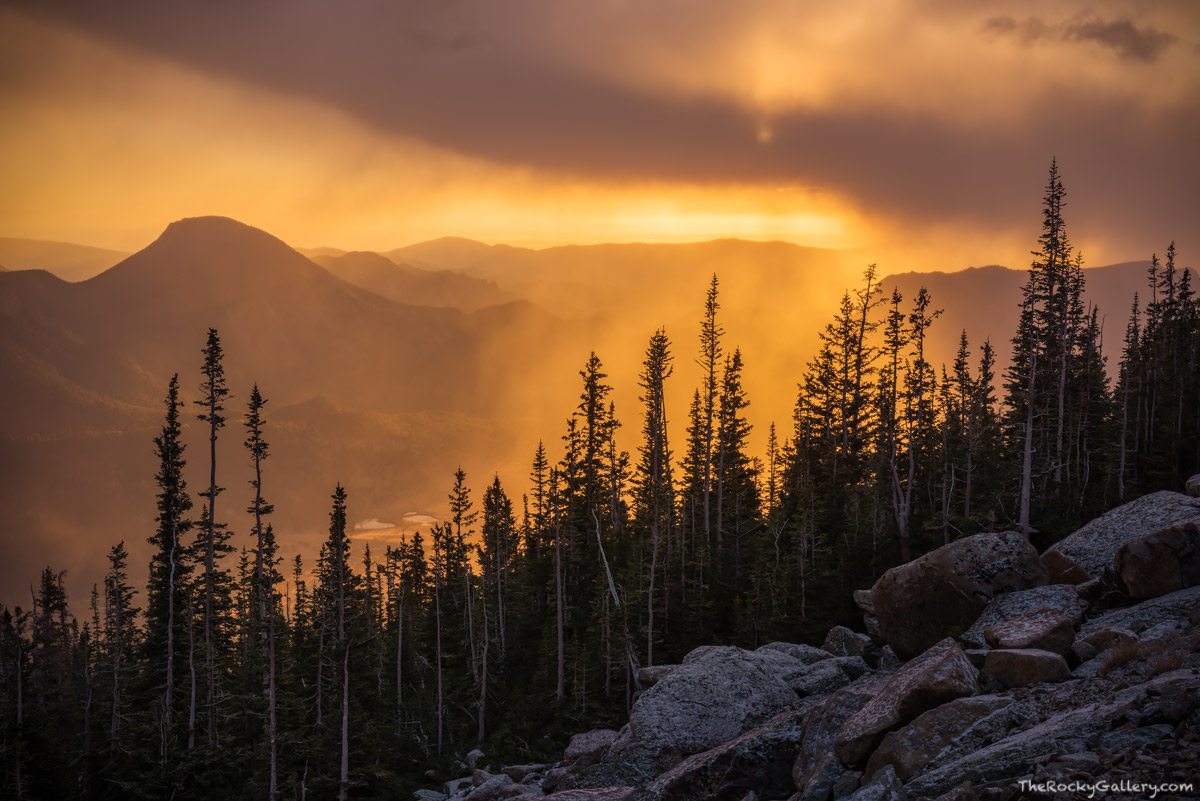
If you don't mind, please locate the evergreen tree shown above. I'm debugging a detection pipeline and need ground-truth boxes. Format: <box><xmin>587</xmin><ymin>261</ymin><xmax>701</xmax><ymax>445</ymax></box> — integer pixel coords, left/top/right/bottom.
<box><xmin>143</xmin><ymin>373</ymin><xmax>193</xmax><ymax>771</ymax></box>
<box><xmin>195</xmin><ymin>328</ymin><xmax>231</xmax><ymax>749</ymax></box>
<box><xmin>103</xmin><ymin>542</ymin><xmax>140</xmax><ymax>757</ymax></box>
<box><xmin>633</xmin><ymin>329</ymin><xmax>674</xmax><ymax>666</ymax></box>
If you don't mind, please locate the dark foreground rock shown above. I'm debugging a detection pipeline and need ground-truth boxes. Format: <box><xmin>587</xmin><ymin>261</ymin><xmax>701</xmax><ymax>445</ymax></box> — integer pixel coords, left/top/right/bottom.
<box><xmin>869</xmin><ymin>531</ymin><xmax>1046</xmax><ymax>659</ymax></box>
<box><xmin>418</xmin><ymin>494</ymin><xmax>1200</xmax><ymax>801</ymax></box>
<box><xmin>905</xmin><ymin>669</ymin><xmax>1200</xmax><ymax>798</ymax></box>
<box><xmin>979</xmin><ymin>649</ymin><xmax>1070</xmax><ymax>689</ymax></box>
<box><xmin>1115</xmin><ymin>522</ymin><xmax>1200</xmax><ymax>600</ymax></box>
<box><xmin>958</xmin><ymin>585</ymin><xmax>1085</xmax><ymax>650</ymax></box>
<box><xmin>639</xmin><ymin>706</ymin><xmax>814</xmax><ymax>801</ymax></box>
<box><xmin>863</xmin><ymin>695</ymin><xmax>1013</xmax><ymax>783</ymax></box>
<box><xmin>834</xmin><ymin>639</ymin><xmax>979</xmax><ymax>767</ymax></box>
<box><xmin>982</xmin><ymin>608</ymin><xmax>1076</xmax><ymax>656</ymax></box>
<box><xmin>1044</xmin><ymin>490</ymin><xmax>1200</xmax><ymax>578</ymax></box>
<box><xmin>623</xmin><ymin>646</ymin><xmax>803</xmax><ymax>757</ymax></box>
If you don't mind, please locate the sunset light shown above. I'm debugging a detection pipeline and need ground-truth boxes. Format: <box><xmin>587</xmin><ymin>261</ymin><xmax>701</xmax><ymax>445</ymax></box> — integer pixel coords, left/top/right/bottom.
<box><xmin>2</xmin><ymin>2</ymin><xmax>1198</xmax><ymax>798</ymax></box>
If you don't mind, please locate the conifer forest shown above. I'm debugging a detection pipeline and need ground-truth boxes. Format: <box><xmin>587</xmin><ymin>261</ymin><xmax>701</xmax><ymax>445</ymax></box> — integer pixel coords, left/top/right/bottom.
<box><xmin>2</xmin><ymin>163</ymin><xmax>1198</xmax><ymax>800</ymax></box>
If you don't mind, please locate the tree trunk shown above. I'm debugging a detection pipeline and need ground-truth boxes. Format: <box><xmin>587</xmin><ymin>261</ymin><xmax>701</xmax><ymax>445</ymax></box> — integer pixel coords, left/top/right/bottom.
<box><xmin>315</xmin><ymin>624</ymin><xmax>324</xmax><ymax>727</ymax></box>
<box><xmin>1018</xmin><ymin>349</ymin><xmax>1037</xmax><ymax>536</ymax></box>
<box><xmin>110</xmin><ymin>590</ymin><xmax>121</xmax><ymax>748</ymax></box>
<box><xmin>187</xmin><ymin>594</ymin><xmax>197</xmax><ymax>752</ymax></box>
<box><xmin>555</xmin><ymin>522</ymin><xmax>565</xmax><ymax>700</ymax></box>
<box><xmin>647</xmin><ymin>521</ymin><xmax>658</xmax><ymax>667</ymax></box>
<box><xmin>339</xmin><ymin>644</ymin><xmax>349</xmax><ymax>801</ymax></box>
<box><xmin>435</xmin><ymin>577</ymin><xmax>444</xmax><ymax>755</ymax></box>
<box><xmin>478</xmin><ymin>596</ymin><xmax>488</xmax><ymax>742</ymax></box>
<box><xmin>164</xmin><ymin>519</ymin><xmax>178</xmax><ymax>760</ymax></box>
<box><xmin>205</xmin><ymin>409</ymin><xmax>218</xmax><ymax>749</ymax></box>
<box><xmin>1118</xmin><ymin>370</ymin><xmax>1129</xmax><ymax>502</ymax></box>
<box><xmin>268</xmin><ymin>600</ymin><xmax>278</xmax><ymax>801</ymax></box>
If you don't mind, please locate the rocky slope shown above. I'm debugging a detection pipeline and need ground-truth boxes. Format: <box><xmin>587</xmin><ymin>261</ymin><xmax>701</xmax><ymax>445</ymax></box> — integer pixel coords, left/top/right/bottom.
<box><xmin>416</xmin><ymin>485</ymin><xmax>1200</xmax><ymax>801</ymax></box>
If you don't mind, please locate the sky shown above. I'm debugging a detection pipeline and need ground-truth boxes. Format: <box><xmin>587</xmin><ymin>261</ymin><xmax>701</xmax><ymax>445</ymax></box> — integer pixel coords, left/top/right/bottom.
<box><xmin>1</xmin><ymin>0</ymin><xmax>1197</xmax><ymax>269</ymax></box>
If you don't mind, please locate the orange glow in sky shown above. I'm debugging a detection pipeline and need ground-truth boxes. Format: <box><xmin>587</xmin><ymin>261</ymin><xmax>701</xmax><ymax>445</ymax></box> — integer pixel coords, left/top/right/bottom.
<box><xmin>1</xmin><ymin>2</ymin><xmax>1196</xmax><ymax>269</ymax></box>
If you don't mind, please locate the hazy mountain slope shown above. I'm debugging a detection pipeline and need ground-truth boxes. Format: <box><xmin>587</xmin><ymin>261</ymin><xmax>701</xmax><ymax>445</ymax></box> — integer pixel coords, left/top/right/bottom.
<box><xmin>312</xmin><ymin>250</ymin><xmax>508</xmax><ymax>311</ymax></box>
<box><xmin>387</xmin><ymin>237</ymin><xmax>860</xmax><ymax>319</ymax></box>
<box><xmin>0</xmin><ymin>217</ymin><xmax>485</xmax><ymax>422</ymax></box>
<box><xmin>2</xmin><ymin>220</ymin><xmax>1184</xmax><ymax>610</ymax></box>
<box><xmin>0</xmin><ymin>396</ymin><xmax>511</xmax><ymax>613</ymax></box>
<box><xmin>0</xmin><ymin>236</ymin><xmax>129</xmax><ymax>281</ymax></box>
<box><xmin>387</xmin><ymin>237</ymin><xmax>867</xmax><ymax>437</ymax></box>
<box><xmin>0</xmin><ymin>217</ymin><xmax>578</xmax><ymax>608</ymax></box>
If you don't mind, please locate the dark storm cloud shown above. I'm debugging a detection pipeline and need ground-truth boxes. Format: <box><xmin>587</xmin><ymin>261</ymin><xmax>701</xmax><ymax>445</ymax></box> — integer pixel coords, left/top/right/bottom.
<box><xmin>5</xmin><ymin>0</ymin><xmax>1198</xmax><ymax>247</ymax></box>
<box><xmin>984</xmin><ymin>15</ymin><xmax>1176</xmax><ymax>63</ymax></box>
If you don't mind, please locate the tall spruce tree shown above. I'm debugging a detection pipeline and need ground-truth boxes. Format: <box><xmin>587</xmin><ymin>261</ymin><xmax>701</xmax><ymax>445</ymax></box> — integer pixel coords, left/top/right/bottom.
<box><xmin>195</xmin><ymin>329</ymin><xmax>231</xmax><ymax>748</ymax></box>
<box><xmin>144</xmin><ymin>373</ymin><xmax>193</xmax><ymax>766</ymax></box>
<box><xmin>633</xmin><ymin>330</ymin><xmax>673</xmax><ymax>666</ymax></box>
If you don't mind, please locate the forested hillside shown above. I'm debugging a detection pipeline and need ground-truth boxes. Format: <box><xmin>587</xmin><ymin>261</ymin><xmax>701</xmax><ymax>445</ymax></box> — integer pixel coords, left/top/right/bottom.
<box><xmin>1</xmin><ymin>164</ymin><xmax>1197</xmax><ymax>800</ymax></box>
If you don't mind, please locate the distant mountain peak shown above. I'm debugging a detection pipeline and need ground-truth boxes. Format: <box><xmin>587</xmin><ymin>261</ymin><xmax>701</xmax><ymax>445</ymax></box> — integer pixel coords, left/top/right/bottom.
<box><xmin>155</xmin><ymin>215</ymin><xmax>291</xmax><ymax>251</ymax></box>
<box><xmin>87</xmin><ymin>215</ymin><xmax>336</xmax><ymax>295</ymax></box>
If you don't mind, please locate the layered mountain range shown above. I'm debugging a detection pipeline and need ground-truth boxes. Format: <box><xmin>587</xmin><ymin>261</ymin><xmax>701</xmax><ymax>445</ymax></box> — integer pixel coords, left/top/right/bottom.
<box><xmin>0</xmin><ymin>217</ymin><xmax>1166</xmax><ymax>607</ymax></box>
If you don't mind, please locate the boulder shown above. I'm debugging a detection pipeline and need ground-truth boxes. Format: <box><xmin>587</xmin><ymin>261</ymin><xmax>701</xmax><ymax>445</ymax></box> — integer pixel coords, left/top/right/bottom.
<box><xmin>930</xmin><ymin>782</ymin><xmax>976</xmax><ymax>801</ymax></box>
<box><xmin>793</xmin><ymin>675</ymin><xmax>890</xmax><ymax>791</ymax></box>
<box><xmin>834</xmin><ymin>639</ymin><xmax>980</xmax><ymax>767</ymax></box>
<box><xmin>959</xmin><ymin>585</ymin><xmax>1085</xmax><ymax>649</ymax></box>
<box><xmin>823</xmin><ymin>627</ymin><xmax>875</xmax><ymax>659</ymax></box>
<box><xmin>751</xmin><ymin>647</ymin><xmax>831</xmax><ymax>686</ymax></box>
<box><xmin>869</xmin><ymin>531</ymin><xmax>1046</xmax><ymax>659</ymax></box>
<box><xmin>414</xmin><ymin>790</ymin><xmax>448</xmax><ymax>801</ymax></box>
<box><xmin>1039</xmin><ymin>549</ymin><xmax>1091</xmax><ymax>585</ymax></box>
<box><xmin>564</xmin><ymin>730</ymin><xmax>619</xmax><ymax>766</ymax></box>
<box><xmin>1138</xmin><ymin>619</ymin><xmax>1188</xmax><ymax>643</ymax></box>
<box><xmin>900</xmin><ymin>703</ymin><xmax>1093</xmax><ymax>798</ymax></box>
<box><xmin>642</xmin><ymin>707</ymin><xmax>812</xmax><ymax>801</ymax></box>
<box><xmin>637</xmin><ymin>665</ymin><xmax>678</xmax><ymax>687</ymax></box>
<box><xmin>540</xmin><ymin>790</ymin><xmax>634</xmax><ymax>801</ymax></box>
<box><xmin>1115</xmin><ymin>522</ymin><xmax>1200</xmax><ymax>600</ymax></box>
<box><xmin>468</xmin><ymin>774</ymin><xmax>532</xmax><ymax>801</ymax></box>
<box><xmin>503</xmin><ymin>765</ymin><xmax>547</xmax><ymax>782</ymax></box>
<box><xmin>877</xmin><ymin>647</ymin><xmax>902</xmax><ymax>671</ymax></box>
<box><xmin>982</xmin><ymin>608</ymin><xmax>1076</xmax><ymax>656</ymax></box>
<box><xmin>864</xmin><ymin>615</ymin><xmax>885</xmax><ymax>645</ymax></box>
<box><xmin>798</xmin><ymin>754</ymin><xmax>845</xmax><ymax>801</ymax></box>
<box><xmin>1186</xmin><ymin>473</ymin><xmax>1200</xmax><ymax>498</ymax></box>
<box><xmin>834</xmin><ymin>770</ymin><xmax>863</xmax><ymax>798</ymax></box>
<box><xmin>854</xmin><ymin>589</ymin><xmax>876</xmax><ymax>616</ymax></box>
<box><xmin>757</xmin><ymin>642</ymin><xmax>835</xmax><ymax>666</ymax></box>
<box><xmin>906</xmin><ymin>670</ymin><xmax>1200</xmax><ymax>797</ymax></box>
<box><xmin>1044</xmin><ymin>490</ymin><xmax>1200</xmax><ymax>578</ymax></box>
<box><xmin>608</xmin><ymin>647</ymin><xmax>802</xmax><ymax>771</ymax></box>
<box><xmin>1078</xmin><ymin>584</ymin><xmax>1200</xmax><ymax>639</ymax></box>
<box><xmin>980</xmin><ymin>649</ymin><xmax>1070</xmax><ymax>689</ymax></box>
<box><xmin>1073</xmin><ymin>626</ymin><xmax>1137</xmax><ymax>662</ymax></box>
<box><xmin>682</xmin><ymin>645</ymin><xmax>727</xmax><ymax>664</ymax></box>
<box><xmin>863</xmin><ymin>695</ymin><xmax>1013</xmax><ymax>782</ymax></box>
<box><xmin>466</xmin><ymin>748</ymin><xmax>487</xmax><ymax>770</ymax></box>
<box><xmin>443</xmin><ymin>777</ymin><xmax>474</xmax><ymax>796</ymax></box>
<box><xmin>844</xmin><ymin>765</ymin><xmax>906</xmax><ymax>801</ymax></box>
<box><xmin>1097</xmin><ymin>723</ymin><xmax>1174</xmax><ymax>754</ymax></box>
<box><xmin>1030</xmin><ymin>751</ymin><xmax>1100</xmax><ymax>785</ymax></box>
<box><xmin>563</xmin><ymin>724</ymin><xmax>678</xmax><ymax>793</ymax></box>
<box><xmin>789</xmin><ymin>657</ymin><xmax>869</xmax><ymax>698</ymax></box>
